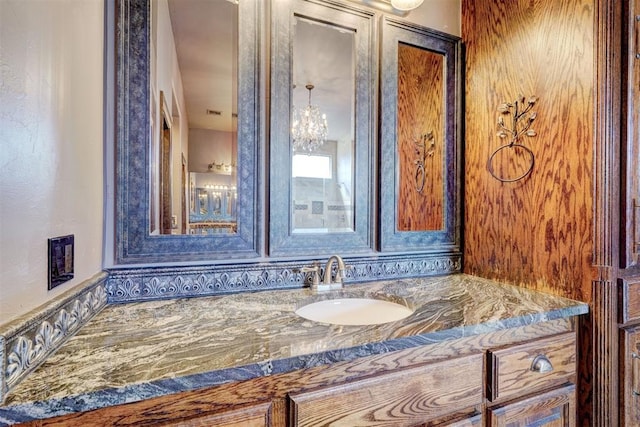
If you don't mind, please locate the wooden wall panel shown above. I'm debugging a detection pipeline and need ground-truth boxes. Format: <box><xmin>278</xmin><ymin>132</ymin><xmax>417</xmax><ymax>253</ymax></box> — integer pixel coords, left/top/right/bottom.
<box><xmin>397</xmin><ymin>43</ymin><xmax>445</xmax><ymax>231</ymax></box>
<box><xmin>462</xmin><ymin>0</ymin><xmax>595</xmax><ymax>303</ymax></box>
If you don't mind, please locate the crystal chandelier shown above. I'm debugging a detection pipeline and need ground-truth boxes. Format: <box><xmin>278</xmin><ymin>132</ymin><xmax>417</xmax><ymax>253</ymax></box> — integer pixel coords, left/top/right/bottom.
<box><xmin>291</xmin><ymin>84</ymin><xmax>328</xmax><ymax>152</ymax></box>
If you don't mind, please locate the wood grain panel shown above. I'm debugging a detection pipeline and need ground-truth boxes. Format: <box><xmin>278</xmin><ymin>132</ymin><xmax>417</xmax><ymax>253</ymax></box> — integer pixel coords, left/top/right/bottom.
<box><xmin>163</xmin><ymin>402</ymin><xmax>272</xmax><ymax>427</ymax></box>
<box><xmin>289</xmin><ymin>353</ymin><xmax>483</xmax><ymax>426</ymax></box>
<box><xmin>462</xmin><ymin>0</ymin><xmax>595</xmax><ymax>303</ymax></box>
<box><xmin>397</xmin><ymin>43</ymin><xmax>445</xmax><ymax>231</ymax></box>
<box><xmin>462</xmin><ymin>2</ymin><xmax>599</xmax><ymax>423</ymax></box>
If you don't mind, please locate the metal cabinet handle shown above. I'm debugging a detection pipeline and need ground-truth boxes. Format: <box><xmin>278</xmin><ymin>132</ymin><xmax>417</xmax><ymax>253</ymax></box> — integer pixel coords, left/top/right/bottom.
<box><xmin>633</xmin><ymin>199</ymin><xmax>640</xmax><ymax>254</ymax></box>
<box><xmin>633</xmin><ymin>352</ymin><xmax>640</xmax><ymax>396</ymax></box>
<box><xmin>531</xmin><ymin>355</ymin><xmax>554</xmax><ymax>373</ymax></box>
<box><xmin>636</xmin><ymin>15</ymin><xmax>640</xmax><ymax>59</ymax></box>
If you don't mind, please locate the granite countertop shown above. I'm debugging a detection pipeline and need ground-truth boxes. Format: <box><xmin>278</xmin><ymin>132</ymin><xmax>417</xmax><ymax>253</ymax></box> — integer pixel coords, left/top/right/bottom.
<box><xmin>0</xmin><ymin>274</ymin><xmax>588</xmax><ymax>424</ymax></box>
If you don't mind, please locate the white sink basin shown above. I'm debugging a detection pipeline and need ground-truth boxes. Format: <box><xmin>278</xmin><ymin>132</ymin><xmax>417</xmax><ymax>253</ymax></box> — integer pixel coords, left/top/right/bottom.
<box><xmin>295</xmin><ymin>298</ymin><xmax>413</xmax><ymax>325</ymax></box>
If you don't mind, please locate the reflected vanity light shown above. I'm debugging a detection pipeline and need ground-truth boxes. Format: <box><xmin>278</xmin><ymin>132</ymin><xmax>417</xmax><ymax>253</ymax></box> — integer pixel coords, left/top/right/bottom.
<box><xmin>291</xmin><ymin>84</ymin><xmax>328</xmax><ymax>153</ymax></box>
<box><xmin>207</xmin><ymin>161</ymin><xmax>235</xmax><ymax>174</ymax></box>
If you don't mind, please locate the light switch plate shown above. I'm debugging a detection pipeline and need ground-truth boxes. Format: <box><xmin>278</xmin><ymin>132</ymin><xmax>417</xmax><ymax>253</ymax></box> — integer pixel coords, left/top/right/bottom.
<box><xmin>48</xmin><ymin>235</ymin><xmax>74</xmax><ymax>290</ymax></box>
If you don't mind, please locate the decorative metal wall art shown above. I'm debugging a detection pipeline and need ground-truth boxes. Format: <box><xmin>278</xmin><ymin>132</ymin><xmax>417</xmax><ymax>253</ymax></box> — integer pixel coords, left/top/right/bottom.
<box><xmin>488</xmin><ymin>95</ymin><xmax>538</xmax><ymax>182</ymax></box>
<box><xmin>414</xmin><ymin>131</ymin><xmax>435</xmax><ymax>193</ymax></box>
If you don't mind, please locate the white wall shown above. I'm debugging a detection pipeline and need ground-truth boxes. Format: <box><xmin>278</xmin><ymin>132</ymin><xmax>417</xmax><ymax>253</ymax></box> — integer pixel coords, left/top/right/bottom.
<box><xmin>0</xmin><ymin>0</ymin><xmax>104</xmax><ymax>325</ymax></box>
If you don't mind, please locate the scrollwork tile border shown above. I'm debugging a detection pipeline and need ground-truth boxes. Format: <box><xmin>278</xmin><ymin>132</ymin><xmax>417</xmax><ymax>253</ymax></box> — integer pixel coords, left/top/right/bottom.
<box><xmin>0</xmin><ymin>273</ymin><xmax>108</xmax><ymax>404</ymax></box>
<box><xmin>106</xmin><ymin>254</ymin><xmax>462</xmax><ymax>303</ymax></box>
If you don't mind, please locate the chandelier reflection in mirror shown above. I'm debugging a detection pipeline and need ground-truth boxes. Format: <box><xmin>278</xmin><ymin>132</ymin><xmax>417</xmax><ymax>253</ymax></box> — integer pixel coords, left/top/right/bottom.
<box><xmin>291</xmin><ymin>84</ymin><xmax>328</xmax><ymax>152</ymax></box>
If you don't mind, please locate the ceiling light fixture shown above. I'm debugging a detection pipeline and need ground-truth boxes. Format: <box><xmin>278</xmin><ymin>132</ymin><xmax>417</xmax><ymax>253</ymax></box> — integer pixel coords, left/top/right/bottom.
<box><xmin>291</xmin><ymin>84</ymin><xmax>328</xmax><ymax>153</ymax></box>
<box><xmin>390</xmin><ymin>0</ymin><xmax>424</xmax><ymax>11</ymax></box>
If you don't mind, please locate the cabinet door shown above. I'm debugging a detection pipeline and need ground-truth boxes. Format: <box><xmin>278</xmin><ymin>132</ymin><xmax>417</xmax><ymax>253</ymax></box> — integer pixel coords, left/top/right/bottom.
<box><xmin>379</xmin><ymin>17</ymin><xmax>463</xmax><ymax>253</ymax></box>
<box><xmin>622</xmin><ymin>0</ymin><xmax>640</xmax><ymax>268</ymax></box>
<box><xmin>621</xmin><ymin>325</ymin><xmax>640</xmax><ymax>426</ymax></box>
<box><xmin>487</xmin><ymin>384</ymin><xmax>576</xmax><ymax>427</ymax></box>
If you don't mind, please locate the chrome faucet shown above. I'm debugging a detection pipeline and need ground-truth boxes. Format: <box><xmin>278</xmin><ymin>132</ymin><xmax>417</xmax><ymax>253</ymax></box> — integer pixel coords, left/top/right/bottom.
<box><xmin>323</xmin><ymin>255</ymin><xmax>346</xmax><ymax>286</ymax></box>
<box><xmin>297</xmin><ymin>255</ymin><xmax>348</xmax><ymax>292</ymax></box>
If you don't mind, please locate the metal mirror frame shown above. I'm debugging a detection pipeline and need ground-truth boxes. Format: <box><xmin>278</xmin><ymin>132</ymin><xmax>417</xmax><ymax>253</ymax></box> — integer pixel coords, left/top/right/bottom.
<box><xmin>379</xmin><ymin>17</ymin><xmax>463</xmax><ymax>253</ymax></box>
<box><xmin>269</xmin><ymin>0</ymin><xmax>376</xmax><ymax>257</ymax></box>
<box><xmin>107</xmin><ymin>0</ymin><xmax>262</xmax><ymax>265</ymax></box>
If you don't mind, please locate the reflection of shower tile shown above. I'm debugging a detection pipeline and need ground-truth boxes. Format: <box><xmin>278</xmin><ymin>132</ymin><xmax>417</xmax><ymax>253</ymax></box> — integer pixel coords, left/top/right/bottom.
<box><xmin>312</xmin><ymin>201</ymin><xmax>323</xmax><ymax>214</ymax></box>
<box><xmin>328</xmin><ymin>205</ymin><xmax>349</xmax><ymax>211</ymax></box>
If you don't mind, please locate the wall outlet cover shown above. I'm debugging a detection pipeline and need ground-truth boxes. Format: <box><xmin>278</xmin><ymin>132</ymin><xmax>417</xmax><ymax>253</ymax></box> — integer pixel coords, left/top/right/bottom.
<box><xmin>48</xmin><ymin>235</ymin><xmax>74</xmax><ymax>290</ymax></box>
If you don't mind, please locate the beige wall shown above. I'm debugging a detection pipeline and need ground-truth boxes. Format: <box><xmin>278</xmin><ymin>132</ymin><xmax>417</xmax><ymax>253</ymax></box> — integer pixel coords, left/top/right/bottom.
<box><xmin>0</xmin><ymin>0</ymin><xmax>104</xmax><ymax>325</ymax></box>
<box><xmin>410</xmin><ymin>0</ymin><xmax>460</xmax><ymax>36</ymax></box>
<box><xmin>0</xmin><ymin>0</ymin><xmax>459</xmax><ymax>326</ymax></box>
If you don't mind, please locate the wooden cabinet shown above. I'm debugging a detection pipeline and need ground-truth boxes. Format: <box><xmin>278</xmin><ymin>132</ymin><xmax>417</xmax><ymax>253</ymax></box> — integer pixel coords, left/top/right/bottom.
<box><xmin>619</xmin><ymin>278</ymin><xmax>640</xmax><ymax>427</ymax></box>
<box><xmin>620</xmin><ymin>323</ymin><xmax>640</xmax><ymax>426</ymax></box>
<box><xmin>289</xmin><ymin>353</ymin><xmax>483</xmax><ymax>426</ymax></box>
<box><xmin>487</xmin><ymin>384</ymin><xmax>576</xmax><ymax>427</ymax></box>
<box><xmin>486</xmin><ymin>333</ymin><xmax>577</xmax><ymax>427</ymax></box>
<box><xmin>622</xmin><ymin>0</ymin><xmax>640</xmax><ymax>270</ymax></box>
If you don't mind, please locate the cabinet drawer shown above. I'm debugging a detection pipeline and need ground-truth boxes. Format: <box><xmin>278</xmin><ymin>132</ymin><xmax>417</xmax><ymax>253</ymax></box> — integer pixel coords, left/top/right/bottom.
<box><xmin>289</xmin><ymin>353</ymin><xmax>483</xmax><ymax>427</ymax></box>
<box><xmin>487</xmin><ymin>332</ymin><xmax>576</xmax><ymax>402</ymax></box>
<box><xmin>166</xmin><ymin>402</ymin><xmax>272</xmax><ymax>427</ymax></box>
<box><xmin>619</xmin><ymin>279</ymin><xmax>640</xmax><ymax>324</ymax></box>
<box><xmin>487</xmin><ymin>384</ymin><xmax>576</xmax><ymax>427</ymax></box>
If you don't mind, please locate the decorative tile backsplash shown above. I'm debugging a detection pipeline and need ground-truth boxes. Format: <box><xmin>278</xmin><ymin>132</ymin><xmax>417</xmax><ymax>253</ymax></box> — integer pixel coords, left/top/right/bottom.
<box><xmin>106</xmin><ymin>254</ymin><xmax>462</xmax><ymax>304</ymax></box>
<box><xmin>0</xmin><ymin>273</ymin><xmax>107</xmax><ymax>403</ymax></box>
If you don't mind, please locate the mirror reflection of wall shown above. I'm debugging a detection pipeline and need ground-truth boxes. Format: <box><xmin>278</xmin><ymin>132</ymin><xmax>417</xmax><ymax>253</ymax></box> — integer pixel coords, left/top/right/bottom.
<box><xmin>150</xmin><ymin>0</ymin><xmax>239</xmax><ymax>236</ymax></box>
<box><xmin>291</xmin><ymin>16</ymin><xmax>355</xmax><ymax>233</ymax></box>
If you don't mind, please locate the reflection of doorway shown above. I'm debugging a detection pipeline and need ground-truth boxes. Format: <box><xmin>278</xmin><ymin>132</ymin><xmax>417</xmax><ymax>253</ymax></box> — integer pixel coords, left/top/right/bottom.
<box><xmin>181</xmin><ymin>154</ymin><xmax>187</xmax><ymax>234</ymax></box>
<box><xmin>160</xmin><ymin>92</ymin><xmax>173</xmax><ymax>234</ymax></box>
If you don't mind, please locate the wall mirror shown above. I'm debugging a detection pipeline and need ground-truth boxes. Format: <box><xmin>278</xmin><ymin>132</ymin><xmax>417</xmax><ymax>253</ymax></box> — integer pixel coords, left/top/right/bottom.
<box><xmin>379</xmin><ymin>17</ymin><xmax>462</xmax><ymax>252</ymax></box>
<box><xmin>269</xmin><ymin>0</ymin><xmax>376</xmax><ymax>257</ymax></box>
<box><xmin>108</xmin><ymin>0</ymin><xmax>262</xmax><ymax>265</ymax></box>
<box><xmin>154</xmin><ymin>0</ymin><xmax>238</xmax><ymax>236</ymax></box>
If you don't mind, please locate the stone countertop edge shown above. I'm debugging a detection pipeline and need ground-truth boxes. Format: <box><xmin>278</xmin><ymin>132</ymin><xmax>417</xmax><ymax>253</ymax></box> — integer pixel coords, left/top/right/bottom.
<box><xmin>0</xmin><ymin>274</ymin><xmax>589</xmax><ymax>425</ymax></box>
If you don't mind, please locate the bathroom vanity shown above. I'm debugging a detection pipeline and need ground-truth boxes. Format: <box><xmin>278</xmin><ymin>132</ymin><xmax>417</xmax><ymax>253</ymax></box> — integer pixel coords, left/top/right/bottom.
<box><xmin>0</xmin><ymin>275</ymin><xmax>587</xmax><ymax>426</ymax></box>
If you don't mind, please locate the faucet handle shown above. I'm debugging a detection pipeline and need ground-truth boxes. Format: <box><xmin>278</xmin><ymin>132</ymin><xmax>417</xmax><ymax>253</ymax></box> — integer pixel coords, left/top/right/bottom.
<box><xmin>296</xmin><ymin>262</ymin><xmax>321</xmax><ymax>286</ymax></box>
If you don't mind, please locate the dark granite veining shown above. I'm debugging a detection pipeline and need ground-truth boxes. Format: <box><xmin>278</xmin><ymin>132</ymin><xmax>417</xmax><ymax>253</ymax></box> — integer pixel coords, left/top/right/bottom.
<box><xmin>0</xmin><ymin>274</ymin><xmax>588</xmax><ymax>425</ymax></box>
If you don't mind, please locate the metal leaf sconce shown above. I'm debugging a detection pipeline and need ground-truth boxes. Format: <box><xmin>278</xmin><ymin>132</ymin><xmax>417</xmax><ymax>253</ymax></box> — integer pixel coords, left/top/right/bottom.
<box><xmin>414</xmin><ymin>131</ymin><xmax>435</xmax><ymax>193</ymax></box>
<box><xmin>488</xmin><ymin>95</ymin><xmax>538</xmax><ymax>182</ymax></box>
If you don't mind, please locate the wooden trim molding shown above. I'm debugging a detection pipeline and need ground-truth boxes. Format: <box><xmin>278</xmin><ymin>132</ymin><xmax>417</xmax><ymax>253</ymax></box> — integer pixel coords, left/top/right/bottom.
<box><xmin>592</xmin><ymin>0</ymin><xmax>623</xmax><ymax>425</ymax></box>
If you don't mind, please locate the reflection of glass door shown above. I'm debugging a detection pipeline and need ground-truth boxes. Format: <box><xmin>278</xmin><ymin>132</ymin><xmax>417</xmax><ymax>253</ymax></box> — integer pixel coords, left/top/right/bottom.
<box><xmin>292</xmin><ymin>148</ymin><xmax>354</xmax><ymax>233</ymax></box>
